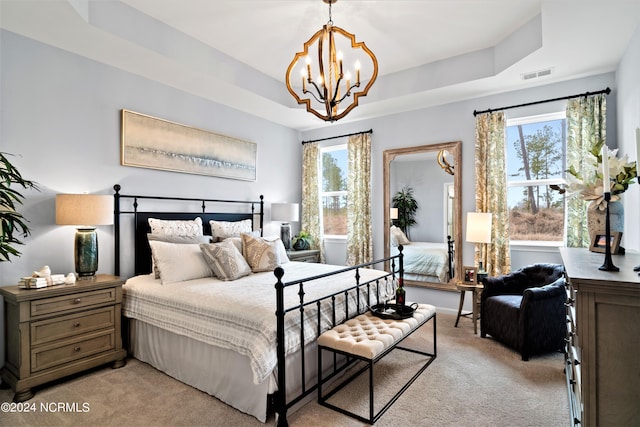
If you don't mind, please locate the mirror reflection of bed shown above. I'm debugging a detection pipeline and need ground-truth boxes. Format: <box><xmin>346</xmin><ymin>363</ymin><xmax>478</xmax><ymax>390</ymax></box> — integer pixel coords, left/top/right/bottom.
<box><xmin>383</xmin><ymin>141</ymin><xmax>462</xmax><ymax>291</ymax></box>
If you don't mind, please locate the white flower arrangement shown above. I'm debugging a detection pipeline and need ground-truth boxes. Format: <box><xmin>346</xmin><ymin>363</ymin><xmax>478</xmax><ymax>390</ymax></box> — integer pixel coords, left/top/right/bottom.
<box><xmin>564</xmin><ymin>145</ymin><xmax>637</xmax><ymax>211</ymax></box>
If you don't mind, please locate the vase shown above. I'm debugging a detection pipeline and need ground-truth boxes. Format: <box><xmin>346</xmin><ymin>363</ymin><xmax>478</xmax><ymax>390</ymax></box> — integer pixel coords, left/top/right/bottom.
<box><xmin>587</xmin><ymin>200</ymin><xmax>624</xmax><ymax>244</ymax></box>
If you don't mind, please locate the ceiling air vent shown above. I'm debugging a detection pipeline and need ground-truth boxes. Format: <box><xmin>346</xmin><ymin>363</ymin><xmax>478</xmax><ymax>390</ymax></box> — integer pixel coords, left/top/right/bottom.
<box><xmin>522</xmin><ymin>68</ymin><xmax>553</xmax><ymax>81</ymax></box>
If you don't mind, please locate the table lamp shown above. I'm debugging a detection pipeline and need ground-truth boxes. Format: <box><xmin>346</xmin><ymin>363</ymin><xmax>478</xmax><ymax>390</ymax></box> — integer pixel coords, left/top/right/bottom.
<box><xmin>271</xmin><ymin>203</ymin><xmax>299</xmax><ymax>250</ymax></box>
<box><xmin>390</xmin><ymin>208</ymin><xmax>398</xmax><ymax>226</ymax></box>
<box><xmin>466</xmin><ymin>212</ymin><xmax>492</xmax><ymax>281</ymax></box>
<box><xmin>56</xmin><ymin>194</ymin><xmax>113</xmax><ymax>278</ymax></box>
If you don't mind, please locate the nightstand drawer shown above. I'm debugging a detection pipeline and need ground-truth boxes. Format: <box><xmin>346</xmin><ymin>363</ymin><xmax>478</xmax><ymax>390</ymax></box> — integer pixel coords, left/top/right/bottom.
<box><xmin>31</xmin><ymin>330</ymin><xmax>115</xmax><ymax>373</ymax></box>
<box><xmin>31</xmin><ymin>288</ymin><xmax>117</xmax><ymax>318</ymax></box>
<box><xmin>31</xmin><ymin>307</ymin><xmax>115</xmax><ymax>346</ymax></box>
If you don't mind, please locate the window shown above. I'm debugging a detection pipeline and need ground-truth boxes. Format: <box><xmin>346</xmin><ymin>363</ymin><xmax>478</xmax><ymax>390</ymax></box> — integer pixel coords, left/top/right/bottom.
<box><xmin>506</xmin><ymin>112</ymin><xmax>566</xmax><ymax>244</ymax></box>
<box><xmin>320</xmin><ymin>145</ymin><xmax>348</xmax><ymax>237</ymax></box>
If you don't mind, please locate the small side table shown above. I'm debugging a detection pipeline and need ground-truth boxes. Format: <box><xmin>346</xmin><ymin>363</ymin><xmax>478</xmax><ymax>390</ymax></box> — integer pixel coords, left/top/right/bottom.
<box><xmin>454</xmin><ymin>281</ymin><xmax>483</xmax><ymax>334</ymax></box>
<box><xmin>286</xmin><ymin>249</ymin><xmax>321</xmax><ymax>263</ymax></box>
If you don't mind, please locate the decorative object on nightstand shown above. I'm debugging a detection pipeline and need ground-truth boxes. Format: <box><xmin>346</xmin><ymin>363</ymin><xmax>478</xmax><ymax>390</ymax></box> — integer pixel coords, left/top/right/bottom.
<box><xmin>271</xmin><ymin>202</ymin><xmax>299</xmax><ymax>250</ymax></box>
<box><xmin>466</xmin><ymin>212</ymin><xmax>492</xmax><ymax>281</ymax></box>
<box><xmin>56</xmin><ymin>194</ymin><xmax>113</xmax><ymax>278</ymax></box>
<box><xmin>0</xmin><ymin>274</ymin><xmax>127</xmax><ymax>402</ymax></box>
<box><xmin>292</xmin><ymin>230</ymin><xmax>313</xmax><ymax>251</ymax></box>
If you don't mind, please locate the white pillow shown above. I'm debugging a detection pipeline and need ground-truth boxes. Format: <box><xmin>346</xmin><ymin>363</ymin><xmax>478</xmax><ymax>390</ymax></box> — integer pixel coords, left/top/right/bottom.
<box><xmin>200</xmin><ymin>240</ymin><xmax>252</xmax><ymax>281</ymax></box>
<box><xmin>147</xmin><ymin>234</ymin><xmax>212</xmax><ymax>279</ymax></box>
<box><xmin>241</xmin><ymin>233</ymin><xmax>288</xmax><ymax>272</ymax></box>
<box><xmin>148</xmin><ymin>240</ymin><xmax>213</xmax><ymax>284</ymax></box>
<box><xmin>148</xmin><ymin>217</ymin><xmax>203</xmax><ymax>236</ymax></box>
<box><xmin>210</xmin><ymin>219</ymin><xmax>252</xmax><ymax>242</ymax></box>
<box><xmin>390</xmin><ymin>225</ymin><xmax>410</xmax><ymax>245</ymax></box>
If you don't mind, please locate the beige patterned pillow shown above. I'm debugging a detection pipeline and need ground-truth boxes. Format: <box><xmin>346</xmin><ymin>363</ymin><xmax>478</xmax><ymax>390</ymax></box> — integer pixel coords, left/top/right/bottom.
<box><xmin>200</xmin><ymin>241</ymin><xmax>251</xmax><ymax>281</ymax></box>
<box><xmin>241</xmin><ymin>233</ymin><xmax>281</xmax><ymax>272</ymax></box>
<box><xmin>148</xmin><ymin>217</ymin><xmax>203</xmax><ymax>236</ymax></box>
<box><xmin>210</xmin><ymin>219</ymin><xmax>252</xmax><ymax>242</ymax></box>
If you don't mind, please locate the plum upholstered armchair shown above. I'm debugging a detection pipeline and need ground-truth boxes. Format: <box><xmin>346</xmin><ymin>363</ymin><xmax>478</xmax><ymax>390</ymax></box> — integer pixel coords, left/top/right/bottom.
<box><xmin>480</xmin><ymin>263</ymin><xmax>566</xmax><ymax>361</ymax></box>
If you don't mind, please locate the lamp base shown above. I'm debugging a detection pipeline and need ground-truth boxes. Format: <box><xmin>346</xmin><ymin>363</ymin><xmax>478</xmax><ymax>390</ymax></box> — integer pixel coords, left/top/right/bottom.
<box><xmin>280</xmin><ymin>223</ymin><xmax>292</xmax><ymax>250</ymax></box>
<box><xmin>75</xmin><ymin>227</ymin><xmax>98</xmax><ymax>278</ymax></box>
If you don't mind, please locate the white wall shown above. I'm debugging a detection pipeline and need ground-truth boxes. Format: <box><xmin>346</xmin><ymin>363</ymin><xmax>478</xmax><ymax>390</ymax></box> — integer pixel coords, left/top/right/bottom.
<box><xmin>616</xmin><ymin>23</ymin><xmax>640</xmax><ymax>252</ymax></box>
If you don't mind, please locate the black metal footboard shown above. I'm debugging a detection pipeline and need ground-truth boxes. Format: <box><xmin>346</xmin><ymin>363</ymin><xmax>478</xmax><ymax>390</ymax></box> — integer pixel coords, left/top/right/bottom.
<box><xmin>272</xmin><ymin>246</ymin><xmax>404</xmax><ymax>427</ymax></box>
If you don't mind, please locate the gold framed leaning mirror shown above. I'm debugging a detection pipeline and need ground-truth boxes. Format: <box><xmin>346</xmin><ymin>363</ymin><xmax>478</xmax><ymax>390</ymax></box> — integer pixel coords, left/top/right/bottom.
<box><xmin>383</xmin><ymin>141</ymin><xmax>462</xmax><ymax>291</ymax></box>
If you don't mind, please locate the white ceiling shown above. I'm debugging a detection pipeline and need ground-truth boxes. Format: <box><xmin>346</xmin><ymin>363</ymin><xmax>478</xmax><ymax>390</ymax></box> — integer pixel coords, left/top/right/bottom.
<box><xmin>2</xmin><ymin>0</ymin><xmax>639</xmax><ymax>131</ymax></box>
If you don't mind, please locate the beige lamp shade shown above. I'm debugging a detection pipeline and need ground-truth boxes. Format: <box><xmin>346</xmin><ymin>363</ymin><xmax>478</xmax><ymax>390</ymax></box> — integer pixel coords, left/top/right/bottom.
<box><xmin>466</xmin><ymin>212</ymin><xmax>492</xmax><ymax>244</ymax></box>
<box><xmin>390</xmin><ymin>208</ymin><xmax>399</xmax><ymax>220</ymax></box>
<box><xmin>56</xmin><ymin>194</ymin><xmax>114</xmax><ymax>226</ymax></box>
<box><xmin>271</xmin><ymin>203</ymin><xmax>299</xmax><ymax>223</ymax></box>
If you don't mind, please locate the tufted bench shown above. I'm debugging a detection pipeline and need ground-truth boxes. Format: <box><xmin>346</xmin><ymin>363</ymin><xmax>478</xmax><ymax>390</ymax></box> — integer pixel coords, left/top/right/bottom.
<box><xmin>317</xmin><ymin>303</ymin><xmax>437</xmax><ymax>424</ymax></box>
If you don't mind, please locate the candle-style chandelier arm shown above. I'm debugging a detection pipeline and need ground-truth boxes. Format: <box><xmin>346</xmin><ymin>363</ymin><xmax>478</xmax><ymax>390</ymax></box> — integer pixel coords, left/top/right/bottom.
<box><xmin>285</xmin><ymin>0</ymin><xmax>378</xmax><ymax>122</ymax></box>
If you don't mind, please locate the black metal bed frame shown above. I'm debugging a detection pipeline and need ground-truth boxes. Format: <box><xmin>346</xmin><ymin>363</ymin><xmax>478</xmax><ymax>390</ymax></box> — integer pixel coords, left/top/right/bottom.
<box><xmin>112</xmin><ymin>185</ymin><xmax>404</xmax><ymax>427</ymax></box>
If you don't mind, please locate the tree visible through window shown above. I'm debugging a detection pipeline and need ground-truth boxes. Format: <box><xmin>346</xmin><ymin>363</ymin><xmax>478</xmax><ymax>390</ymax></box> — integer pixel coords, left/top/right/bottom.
<box><xmin>321</xmin><ymin>145</ymin><xmax>347</xmax><ymax>236</ymax></box>
<box><xmin>506</xmin><ymin>113</ymin><xmax>566</xmax><ymax>242</ymax></box>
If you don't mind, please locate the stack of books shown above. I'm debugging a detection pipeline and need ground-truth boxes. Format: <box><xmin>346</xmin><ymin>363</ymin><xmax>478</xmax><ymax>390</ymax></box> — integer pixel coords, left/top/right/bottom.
<box><xmin>19</xmin><ymin>274</ymin><xmax>66</xmax><ymax>289</ymax></box>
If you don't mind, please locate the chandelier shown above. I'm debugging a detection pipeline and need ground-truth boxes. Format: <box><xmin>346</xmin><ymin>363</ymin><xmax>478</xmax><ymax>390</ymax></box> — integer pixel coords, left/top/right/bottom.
<box><xmin>285</xmin><ymin>0</ymin><xmax>378</xmax><ymax>122</ymax></box>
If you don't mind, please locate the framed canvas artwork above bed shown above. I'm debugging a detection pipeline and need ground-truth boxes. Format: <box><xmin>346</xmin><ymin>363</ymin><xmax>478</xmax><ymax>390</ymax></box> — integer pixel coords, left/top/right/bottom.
<box><xmin>121</xmin><ymin>109</ymin><xmax>257</xmax><ymax>181</ymax></box>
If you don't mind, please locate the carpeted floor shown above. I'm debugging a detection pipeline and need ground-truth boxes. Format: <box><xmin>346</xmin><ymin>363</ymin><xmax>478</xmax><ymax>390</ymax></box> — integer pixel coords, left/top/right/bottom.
<box><xmin>0</xmin><ymin>313</ymin><xmax>569</xmax><ymax>426</ymax></box>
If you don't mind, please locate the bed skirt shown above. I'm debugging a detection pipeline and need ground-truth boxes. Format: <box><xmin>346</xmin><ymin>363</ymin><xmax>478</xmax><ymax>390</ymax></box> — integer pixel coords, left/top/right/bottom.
<box><xmin>129</xmin><ymin>319</ymin><xmax>325</xmax><ymax>423</ymax></box>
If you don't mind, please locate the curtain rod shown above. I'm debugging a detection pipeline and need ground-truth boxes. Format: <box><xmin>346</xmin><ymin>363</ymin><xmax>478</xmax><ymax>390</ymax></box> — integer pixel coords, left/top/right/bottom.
<box><xmin>472</xmin><ymin>87</ymin><xmax>611</xmax><ymax>117</ymax></box>
<box><xmin>301</xmin><ymin>129</ymin><xmax>373</xmax><ymax>145</ymax></box>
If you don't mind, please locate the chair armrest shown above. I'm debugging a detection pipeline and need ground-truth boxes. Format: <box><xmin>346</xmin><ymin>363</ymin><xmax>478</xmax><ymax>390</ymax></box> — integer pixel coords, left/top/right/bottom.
<box><xmin>522</xmin><ymin>278</ymin><xmax>566</xmax><ymax>304</ymax></box>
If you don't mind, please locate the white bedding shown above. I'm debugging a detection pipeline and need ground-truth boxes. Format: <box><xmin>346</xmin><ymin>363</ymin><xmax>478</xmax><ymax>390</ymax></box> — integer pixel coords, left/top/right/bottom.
<box><xmin>391</xmin><ymin>241</ymin><xmax>449</xmax><ymax>282</ymax></box>
<box><xmin>122</xmin><ymin>261</ymin><xmax>392</xmax><ymax>385</ymax></box>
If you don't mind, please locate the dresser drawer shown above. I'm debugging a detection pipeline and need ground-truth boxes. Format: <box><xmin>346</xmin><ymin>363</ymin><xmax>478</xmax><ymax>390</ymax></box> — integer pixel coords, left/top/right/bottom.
<box><xmin>31</xmin><ymin>307</ymin><xmax>115</xmax><ymax>346</ymax></box>
<box><xmin>30</xmin><ymin>288</ymin><xmax>117</xmax><ymax>318</ymax></box>
<box><xmin>31</xmin><ymin>330</ymin><xmax>115</xmax><ymax>373</ymax></box>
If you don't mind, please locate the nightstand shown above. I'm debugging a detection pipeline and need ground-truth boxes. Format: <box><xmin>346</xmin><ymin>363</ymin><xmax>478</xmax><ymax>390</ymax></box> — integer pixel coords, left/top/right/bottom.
<box><xmin>287</xmin><ymin>249</ymin><xmax>321</xmax><ymax>263</ymax></box>
<box><xmin>0</xmin><ymin>274</ymin><xmax>127</xmax><ymax>402</ymax></box>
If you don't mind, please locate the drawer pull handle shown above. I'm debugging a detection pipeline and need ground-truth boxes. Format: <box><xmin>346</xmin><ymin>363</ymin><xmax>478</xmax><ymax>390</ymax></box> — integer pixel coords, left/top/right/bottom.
<box><xmin>74</xmin><ymin>346</ymin><xmax>81</xmax><ymax>352</ymax></box>
<box><xmin>73</xmin><ymin>298</ymin><xmax>81</xmax><ymax>304</ymax></box>
<box><xmin>73</xmin><ymin>322</ymin><xmax>80</xmax><ymax>328</ymax></box>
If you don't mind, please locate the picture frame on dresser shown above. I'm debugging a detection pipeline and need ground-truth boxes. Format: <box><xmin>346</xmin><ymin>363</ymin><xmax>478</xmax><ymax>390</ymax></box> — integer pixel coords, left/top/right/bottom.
<box><xmin>589</xmin><ymin>231</ymin><xmax>622</xmax><ymax>254</ymax></box>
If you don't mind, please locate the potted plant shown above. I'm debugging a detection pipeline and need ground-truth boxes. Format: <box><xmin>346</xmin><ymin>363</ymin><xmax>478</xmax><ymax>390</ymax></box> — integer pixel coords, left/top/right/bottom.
<box><xmin>392</xmin><ymin>186</ymin><xmax>418</xmax><ymax>238</ymax></box>
<box><xmin>1</xmin><ymin>152</ymin><xmax>39</xmax><ymax>261</ymax></box>
<box><xmin>292</xmin><ymin>231</ymin><xmax>313</xmax><ymax>251</ymax></box>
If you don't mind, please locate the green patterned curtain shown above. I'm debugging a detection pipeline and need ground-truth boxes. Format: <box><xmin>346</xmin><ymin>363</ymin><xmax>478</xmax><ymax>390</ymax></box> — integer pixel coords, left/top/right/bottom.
<box><xmin>475</xmin><ymin>112</ymin><xmax>510</xmax><ymax>276</ymax></box>
<box><xmin>346</xmin><ymin>133</ymin><xmax>372</xmax><ymax>265</ymax></box>
<box><xmin>301</xmin><ymin>142</ymin><xmax>324</xmax><ymax>262</ymax></box>
<box><xmin>565</xmin><ymin>94</ymin><xmax>606</xmax><ymax>248</ymax></box>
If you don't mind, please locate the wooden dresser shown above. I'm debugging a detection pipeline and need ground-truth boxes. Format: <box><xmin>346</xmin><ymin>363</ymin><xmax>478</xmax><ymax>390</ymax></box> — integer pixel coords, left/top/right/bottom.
<box><xmin>0</xmin><ymin>274</ymin><xmax>127</xmax><ymax>401</ymax></box>
<box><xmin>559</xmin><ymin>248</ymin><xmax>640</xmax><ymax>427</ymax></box>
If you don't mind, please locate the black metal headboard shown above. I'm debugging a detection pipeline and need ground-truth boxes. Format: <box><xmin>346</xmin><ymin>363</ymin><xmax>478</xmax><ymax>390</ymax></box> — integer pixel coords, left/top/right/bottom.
<box><xmin>113</xmin><ymin>184</ymin><xmax>264</xmax><ymax>277</ymax></box>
